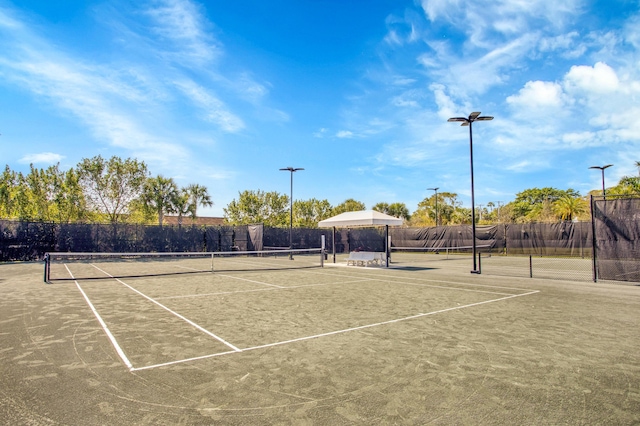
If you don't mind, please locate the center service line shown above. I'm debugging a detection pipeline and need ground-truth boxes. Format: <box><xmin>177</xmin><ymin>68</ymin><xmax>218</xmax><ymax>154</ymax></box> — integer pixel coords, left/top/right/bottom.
<box><xmin>91</xmin><ymin>264</ymin><xmax>241</xmax><ymax>353</ymax></box>
<box><xmin>65</xmin><ymin>264</ymin><xmax>134</xmax><ymax>371</ymax></box>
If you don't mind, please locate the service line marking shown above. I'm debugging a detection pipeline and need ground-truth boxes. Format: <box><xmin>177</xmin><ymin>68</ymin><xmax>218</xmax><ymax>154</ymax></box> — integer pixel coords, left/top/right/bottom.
<box><xmin>132</xmin><ymin>289</ymin><xmax>539</xmax><ymax>371</ymax></box>
<box><xmin>90</xmin><ymin>264</ymin><xmax>242</xmax><ymax>353</ymax></box>
<box><xmin>156</xmin><ymin>279</ymin><xmax>373</xmax><ymax>300</ymax></box>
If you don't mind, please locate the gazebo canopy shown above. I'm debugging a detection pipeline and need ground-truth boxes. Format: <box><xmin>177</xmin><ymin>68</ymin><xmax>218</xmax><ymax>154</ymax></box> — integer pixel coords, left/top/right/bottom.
<box><xmin>318</xmin><ymin>210</ymin><xmax>404</xmax><ymax>228</ymax></box>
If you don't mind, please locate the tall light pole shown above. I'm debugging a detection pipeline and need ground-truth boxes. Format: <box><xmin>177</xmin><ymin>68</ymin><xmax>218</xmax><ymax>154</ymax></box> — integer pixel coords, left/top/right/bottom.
<box><xmin>589</xmin><ymin>164</ymin><xmax>613</xmax><ymax>199</ymax></box>
<box><xmin>448</xmin><ymin>111</ymin><xmax>493</xmax><ymax>274</ymax></box>
<box><xmin>427</xmin><ymin>187</ymin><xmax>439</xmax><ymax>227</ymax></box>
<box><xmin>494</xmin><ymin>201</ymin><xmax>503</xmax><ymax>223</ymax></box>
<box><xmin>279</xmin><ymin>167</ymin><xmax>304</xmax><ymax>259</ymax></box>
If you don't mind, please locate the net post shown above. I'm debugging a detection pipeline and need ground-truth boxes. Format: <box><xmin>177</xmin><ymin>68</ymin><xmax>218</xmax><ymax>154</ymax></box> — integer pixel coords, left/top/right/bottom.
<box><xmin>320</xmin><ymin>235</ymin><xmax>325</xmax><ymax>268</ymax></box>
<box><xmin>590</xmin><ymin>194</ymin><xmax>598</xmax><ymax>282</ymax></box>
<box><xmin>211</xmin><ymin>252</ymin><xmax>214</xmax><ymax>273</ymax></box>
<box><xmin>386</xmin><ymin>226</ymin><xmax>390</xmax><ymax>268</ymax></box>
<box><xmin>43</xmin><ymin>253</ymin><xmax>50</xmax><ymax>284</ymax></box>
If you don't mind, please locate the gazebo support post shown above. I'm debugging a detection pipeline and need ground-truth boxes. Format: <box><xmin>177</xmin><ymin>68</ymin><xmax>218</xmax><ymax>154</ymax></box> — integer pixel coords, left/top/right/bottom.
<box><xmin>332</xmin><ymin>226</ymin><xmax>336</xmax><ymax>263</ymax></box>
<box><xmin>385</xmin><ymin>224</ymin><xmax>389</xmax><ymax>268</ymax></box>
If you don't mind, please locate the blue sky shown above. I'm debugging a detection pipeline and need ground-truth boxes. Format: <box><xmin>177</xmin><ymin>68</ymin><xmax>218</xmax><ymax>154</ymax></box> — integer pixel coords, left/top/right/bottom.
<box><xmin>1</xmin><ymin>0</ymin><xmax>639</xmax><ymax>217</ymax></box>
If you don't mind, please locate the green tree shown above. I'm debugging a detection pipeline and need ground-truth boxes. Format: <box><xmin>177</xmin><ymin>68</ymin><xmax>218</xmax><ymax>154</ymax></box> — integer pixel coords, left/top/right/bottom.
<box><xmin>77</xmin><ymin>155</ymin><xmax>148</xmax><ymax>223</ymax></box>
<box><xmin>411</xmin><ymin>192</ymin><xmax>461</xmax><ymax>226</ymax></box>
<box><xmin>0</xmin><ymin>165</ymin><xmax>18</xmax><ymax>218</ymax></box>
<box><xmin>223</xmin><ymin>190</ymin><xmax>288</xmax><ymax>226</ymax></box>
<box><xmin>509</xmin><ymin>187</ymin><xmax>581</xmax><ymax>223</ymax></box>
<box><xmin>2</xmin><ymin>163</ymin><xmax>87</xmax><ymax>222</ymax></box>
<box><xmin>22</xmin><ymin>164</ymin><xmax>55</xmax><ymax>221</ymax></box>
<box><xmin>184</xmin><ymin>183</ymin><xmax>213</xmax><ymax>219</ymax></box>
<box><xmin>141</xmin><ymin>175</ymin><xmax>179</xmax><ymax>226</ymax></box>
<box><xmin>608</xmin><ymin>161</ymin><xmax>640</xmax><ymax>195</ymax></box>
<box><xmin>553</xmin><ymin>195</ymin><xmax>588</xmax><ymax>221</ymax></box>
<box><xmin>514</xmin><ymin>187</ymin><xmax>580</xmax><ymax>205</ymax></box>
<box><xmin>50</xmin><ymin>165</ymin><xmax>88</xmax><ymax>223</ymax></box>
<box><xmin>171</xmin><ymin>189</ymin><xmax>194</xmax><ymax>226</ymax></box>
<box><xmin>332</xmin><ymin>198</ymin><xmax>365</xmax><ymax>215</ymax></box>
<box><xmin>293</xmin><ymin>198</ymin><xmax>333</xmax><ymax>228</ymax></box>
<box><xmin>373</xmin><ymin>202</ymin><xmax>411</xmax><ymax>220</ymax></box>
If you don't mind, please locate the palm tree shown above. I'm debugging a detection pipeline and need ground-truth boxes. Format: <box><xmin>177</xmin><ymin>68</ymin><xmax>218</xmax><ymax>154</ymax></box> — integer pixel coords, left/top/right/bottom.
<box><xmin>185</xmin><ymin>183</ymin><xmax>213</xmax><ymax>220</ymax></box>
<box><xmin>142</xmin><ymin>175</ymin><xmax>179</xmax><ymax>226</ymax></box>
<box><xmin>553</xmin><ymin>195</ymin><xmax>588</xmax><ymax>221</ymax></box>
<box><xmin>172</xmin><ymin>190</ymin><xmax>194</xmax><ymax>226</ymax></box>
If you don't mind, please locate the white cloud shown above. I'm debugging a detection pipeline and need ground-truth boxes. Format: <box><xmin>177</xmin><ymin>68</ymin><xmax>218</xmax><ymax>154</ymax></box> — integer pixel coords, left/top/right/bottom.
<box><xmin>538</xmin><ymin>31</ymin><xmax>585</xmax><ymax>58</ymax></box>
<box><xmin>623</xmin><ymin>14</ymin><xmax>640</xmax><ymax>48</ymax></box>
<box><xmin>392</xmin><ymin>77</ymin><xmax>416</xmax><ymax>86</ymax></box>
<box><xmin>19</xmin><ymin>152</ymin><xmax>64</xmax><ymax>164</ymax></box>
<box><xmin>420</xmin><ymin>0</ymin><xmax>583</xmax><ymax>40</ymax></box>
<box><xmin>144</xmin><ymin>0</ymin><xmax>221</xmax><ymax>65</ymax></box>
<box><xmin>563</xmin><ymin>62</ymin><xmax>619</xmax><ymax>94</ymax></box>
<box><xmin>384</xmin><ymin>30</ymin><xmax>403</xmax><ymax>46</ymax></box>
<box><xmin>313</xmin><ymin>128</ymin><xmax>329</xmax><ymax>138</ymax></box>
<box><xmin>506</xmin><ymin>80</ymin><xmax>564</xmax><ymax>108</ymax></box>
<box><xmin>173</xmin><ymin>79</ymin><xmax>244</xmax><ymax>132</ymax></box>
<box><xmin>561</xmin><ymin>131</ymin><xmax>603</xmax><ymax>148</ymax></box>
<box><xmin>336</xmin><ymin>130</ymin><xmax>354</xmax><ymax>138</ymax></box>
<box><xmin>430</xmin><ymin>83</ymin><xmax>459</xmax><ymax>120</ymax></box>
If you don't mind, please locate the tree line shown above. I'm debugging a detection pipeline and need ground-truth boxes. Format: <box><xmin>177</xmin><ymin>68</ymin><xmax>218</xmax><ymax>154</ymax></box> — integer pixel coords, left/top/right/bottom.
<box><xmin>2</xmin><ymin>157</ymin><xmax>638</xmax><ymax>227</ymax></box>
<box><xmin>0</xmin><ymin>156</ymin><xmax>212</xmax><ymax>226</ymax></box>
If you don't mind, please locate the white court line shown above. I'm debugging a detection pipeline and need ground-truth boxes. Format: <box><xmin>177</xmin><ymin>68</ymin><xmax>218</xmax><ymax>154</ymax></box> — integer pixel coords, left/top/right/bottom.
<box><xmin>64</xmin><ymin>264</ymin><xmax>134</xmax><ymax>371</ymax></box>
<box><xmin>90</xmin><ymin>264</ymin><xmax>241</xmax><ymax>353</ymax></box>
<box><xmin>367</xmin><ymin>278</ymin><xmax>517</xmax><ymax>296</ymax></box>
<box><xmin>176</xmin><ymin>264</ymin><xmax>529</xmax><ymax>298</ymax></box>
<box><xmin>80</xmin><ymin>261</ymin><xmax>538</xmax><ymax>371</ymax></box>
<box><xmin>132</xmin><ymin>289</ymin><xmax>539</xmax><ymax>371</ymax></box>
<box><xmin>310</xmin><ymin>268</ymin><xmax>537</xmax><ymax>293</ymax></box>
<box><xmin>156</xmin><ymin>279</ymin><xmax>373</xmax><ymax>300</ymax></box>
<box><xmin>216</xmin><ymin>273</ymin><xmax>285</xmax><ymax>288</ymax></box>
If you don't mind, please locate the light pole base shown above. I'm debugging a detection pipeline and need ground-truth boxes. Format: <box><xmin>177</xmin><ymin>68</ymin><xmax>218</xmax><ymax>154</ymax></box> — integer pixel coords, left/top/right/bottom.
<box><xmin>470</xmin><ymin>270</ymin><xmax>481</xmax><ymax>274</ymax></box>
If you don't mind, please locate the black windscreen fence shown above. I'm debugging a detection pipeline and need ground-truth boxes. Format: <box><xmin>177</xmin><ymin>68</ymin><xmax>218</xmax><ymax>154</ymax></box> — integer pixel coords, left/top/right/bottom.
<box><xmin>262</xmin><ymin>227</ymin><xmax>332</xmax><ymax>251</ymax></box>
<box><xmin>0</xmin><ymin>220</ymin><xmax>596</xmax><ymax>261</ymax></box>
<box><xmin>2</xmin><ymin>212</ymin><xmax>638</xmax><ymax>284</ymax></box>
<box><xmin>504</xmin><ymin>222</ymin><xmax>592</xmax><ymax>257</ymax></box>
<box><xmin>0</xmin><ymin>221</ymin><xmax>332</xmax><ymax>261</ymax></box>
<box><xmin>592</xmin><ymin>195</ymin><xmax>640</xmax><ymax>282</ymax></box>
<box><xmin>390</xmin><ymin>223</ymin><xmax>591</xmax><ymax>257</ymax></box>
<box><xmin>391</xmin><ymin>225</ymin><xmax>501</xmax><ymax>251</ymax></box>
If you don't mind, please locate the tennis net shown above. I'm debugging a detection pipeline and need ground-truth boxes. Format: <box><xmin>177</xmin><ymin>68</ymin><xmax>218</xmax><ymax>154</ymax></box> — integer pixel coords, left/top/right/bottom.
<box><xmin>390</xmin><ymin>244</ymin><xmax>494</xmax><ymax>260</ymax></box>
<box><xmin>44</xmin><ymin>248</ymin><xmax>324</xmax><ymax>282</ymax></box>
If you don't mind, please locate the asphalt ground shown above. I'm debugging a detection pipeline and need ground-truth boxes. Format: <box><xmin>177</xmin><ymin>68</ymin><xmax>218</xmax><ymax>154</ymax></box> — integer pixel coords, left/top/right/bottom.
<box><xmin>1</xmin><ymin>255</ymin><xmax>639</xmax><ymax>425</ymax></box>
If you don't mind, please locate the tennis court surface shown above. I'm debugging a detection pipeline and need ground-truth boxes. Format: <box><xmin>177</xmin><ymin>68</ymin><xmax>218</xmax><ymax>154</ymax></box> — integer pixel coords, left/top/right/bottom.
<box><xmin>1</xmin><ymin>254</ymin><xmax>639</xmax><ymax>425</ymax></box>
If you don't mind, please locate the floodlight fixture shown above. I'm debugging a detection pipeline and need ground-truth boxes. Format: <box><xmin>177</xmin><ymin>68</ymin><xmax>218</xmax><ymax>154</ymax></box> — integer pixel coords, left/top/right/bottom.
<box><xmin>589</xmin><ymin>164</ymin><xmax>613</xmax><ymax>198</ymax></box>
<box><xmin>427</xmin><ymin>187</ymin><xmax>440</xmax><ymax>227</ymax></box>
<box><xmin>448</xmin><ymin>112</ymin><xmax>494</xmax><ymax>274</ymax></box>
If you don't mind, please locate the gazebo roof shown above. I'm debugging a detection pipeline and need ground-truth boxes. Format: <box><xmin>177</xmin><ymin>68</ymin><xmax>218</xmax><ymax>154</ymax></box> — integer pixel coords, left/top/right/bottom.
<box><xmin>318</xmin><ymin>210</ymin><xmax>404</xmax><ymax>228</ymax></box>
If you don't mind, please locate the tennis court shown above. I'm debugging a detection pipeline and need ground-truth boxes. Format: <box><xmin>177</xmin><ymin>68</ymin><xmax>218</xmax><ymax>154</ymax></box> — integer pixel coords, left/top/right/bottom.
<box><xmin>1</xmin><ymin>253</ymin><xmax>639</xmax><ymax>424</ymax></box>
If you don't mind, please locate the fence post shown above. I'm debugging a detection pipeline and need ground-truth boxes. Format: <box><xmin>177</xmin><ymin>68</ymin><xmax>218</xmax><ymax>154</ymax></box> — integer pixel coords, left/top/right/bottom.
<box><xmin>529</xmin><ymin>255</ymin><xmax>532</xmax><ymax>278</ymax></box>
<box><xmin>43</xmin><ymin>253</ymin><xmax>50</xmax><ymax>283</ymax></box>
<box><xmin>590</xmin><ymin>195</ymin><xmax>598</xmax><ymax>282</ymax></box>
